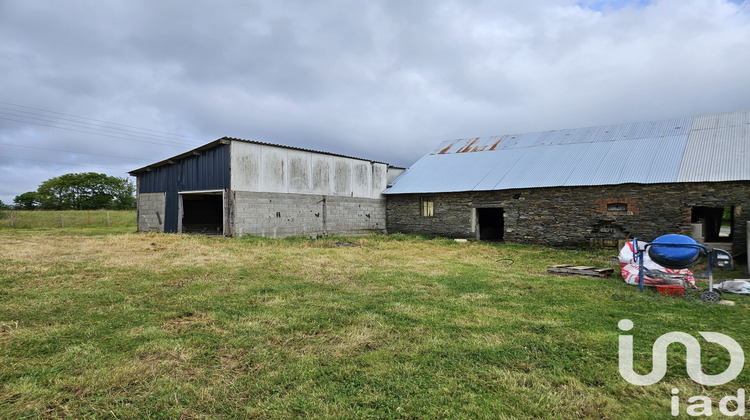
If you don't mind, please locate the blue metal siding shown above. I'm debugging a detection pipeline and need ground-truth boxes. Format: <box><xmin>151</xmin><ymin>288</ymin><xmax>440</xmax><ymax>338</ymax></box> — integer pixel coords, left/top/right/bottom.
<box><xmin>138</xmin><ymin>144</ymin><xmax>230</xmax><ymax>232</ymax></box>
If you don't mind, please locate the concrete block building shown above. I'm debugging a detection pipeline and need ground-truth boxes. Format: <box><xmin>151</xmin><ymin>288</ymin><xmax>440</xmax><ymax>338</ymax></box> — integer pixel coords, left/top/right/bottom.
<box><xmin>131</xmin><ymin>111</ymin><xmax>749</xmax><ymax>257</ymax></box>
<box><xmin>129</xmin><ymin>137</ymin><xmax>403</xmax><ymax>237</ymax></box>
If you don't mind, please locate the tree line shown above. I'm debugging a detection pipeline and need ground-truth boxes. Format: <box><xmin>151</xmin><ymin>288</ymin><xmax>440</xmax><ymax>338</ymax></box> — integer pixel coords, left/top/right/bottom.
<box><xmin>3</xmin><ymin>172</ymin><xmax>136</xmax><ymax>210</ymax></box>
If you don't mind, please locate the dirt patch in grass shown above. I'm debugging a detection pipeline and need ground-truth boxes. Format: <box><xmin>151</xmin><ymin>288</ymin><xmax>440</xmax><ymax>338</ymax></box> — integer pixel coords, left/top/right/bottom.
<box><xmin>162</xmin><ymin>312</ymin><xmax>215</xmax><ymax>334</ymax></box>
<box><xmin>0</xmin><ymin>321</ymin><xmax>20</xmax><ymax>345</ymax></box>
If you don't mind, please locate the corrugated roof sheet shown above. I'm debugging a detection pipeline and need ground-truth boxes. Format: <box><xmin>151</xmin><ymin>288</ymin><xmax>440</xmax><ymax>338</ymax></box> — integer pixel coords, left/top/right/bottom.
<box><xmin>677</xmin><ymin>110</ymin><xmax>750</xmax><ymax>182</ymax></box>
<box><xmin>385</xmin><ymin>111</ymin><xmax>749</xmax><ymax>194</ymax></box>
<box><xmin>130</xmin><ymin>136</ymin><xmax>397</xmax><ymax>175</ymax></box>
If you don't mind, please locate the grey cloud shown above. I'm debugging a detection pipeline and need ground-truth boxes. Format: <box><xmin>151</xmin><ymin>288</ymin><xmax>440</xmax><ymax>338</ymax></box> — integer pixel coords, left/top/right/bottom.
<box><xmin>1</xmin><ymin>0</ymin><xmax>749</xmax><ymax>203</ymax></box>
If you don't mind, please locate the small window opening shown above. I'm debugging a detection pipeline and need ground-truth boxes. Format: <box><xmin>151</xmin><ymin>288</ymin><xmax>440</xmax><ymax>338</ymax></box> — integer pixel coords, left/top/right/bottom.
<box><xmin>421</xmin><ymin>198</ymin><xmax>434</xmax><ymax>217</ymax></box>
<box><xmin>607</xmin><ymin>203</ymin><xmax>628</xmax><ymax>212</ymax></box>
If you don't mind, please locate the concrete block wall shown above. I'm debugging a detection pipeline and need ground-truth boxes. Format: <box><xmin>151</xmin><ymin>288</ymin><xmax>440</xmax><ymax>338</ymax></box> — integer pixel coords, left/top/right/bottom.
<box><xmin>137</xmin><ymin>192</ymin><xmax>166</xmax><ymax>232</ymax></box>
<box><xmin>386</xmin><ymin>181</ymin><xmax>750</xmax><ymax>255</ymax></box>
<box><xmin>231</xmin><ymin>191</ymin><xmax>386</xmax><ymax>238</ymax></box>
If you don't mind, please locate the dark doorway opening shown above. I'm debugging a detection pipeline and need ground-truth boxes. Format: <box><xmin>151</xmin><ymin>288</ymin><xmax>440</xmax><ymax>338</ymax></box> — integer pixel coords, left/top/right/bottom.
<box><xmin>477</xmin><ymin>208</ymin><xmax>504</xmax><ymax>240</ymax></box>
<box><xmin>691</xmin><ymin>206</ymin><xmax>733</xmax><ymax>242</ymax></box>
<box><xmin>181</xmin><ymin>193</ymin><xmax>224</xmax><ymax>234</ymax></box>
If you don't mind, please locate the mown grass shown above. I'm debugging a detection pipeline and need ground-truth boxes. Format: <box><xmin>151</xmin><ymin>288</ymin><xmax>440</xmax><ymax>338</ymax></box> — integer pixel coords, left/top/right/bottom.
<box><xmin>0</xmin><ymin>231</ymin><xmax>748</xmax><ymax>419</ymax></box>
<box><xmin>0</xmin><ymin>210</ymin><xmax>135</xmax><ymax>233</ymax></box>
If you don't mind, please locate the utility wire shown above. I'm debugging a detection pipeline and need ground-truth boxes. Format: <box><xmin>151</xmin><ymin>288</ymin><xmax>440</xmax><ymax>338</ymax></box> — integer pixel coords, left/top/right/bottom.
<box><xmin>0</xmin><ymin>142</ymin><xmax>153</xmax><ymax>162</ymax></box>
<box><xmin>0</xmin><ymin>108</ymin><xmax>202</xmax><ymax>146</ymax></box>
<box><xmin>0</xmin><ymin>116</ymin><xmax>194</xmax><ymax>148</ymax></box>
<box><xmin>0</xmin><ymin>101</ymin><xmax>205</xmax><ymax>143</ymax></box>
<box><xmin>0</xmin><ymin>154</ymin><xmax>133</xmax><ymax>172</ymax></box>
<box><xmin>0</xmin><ymin>101</ymin><xmax>213</xmax><ymax>175</ymax></box>
<box><xmin>0</xmin><ymin>112</ymin><xmax>193</xmax><ymax>148</ymax></box>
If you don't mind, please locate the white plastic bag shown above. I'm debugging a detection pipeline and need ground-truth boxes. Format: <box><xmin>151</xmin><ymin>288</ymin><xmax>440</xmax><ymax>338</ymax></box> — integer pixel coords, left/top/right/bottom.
<box><xmin>618</xmin><ymin>241</ymin><xmax>696</xmax><ymax>288</ymax></box>
<box><xmin>716</xmin><ymin>280</ymin><xmax>750</xmax><ymax>294</ymax></box>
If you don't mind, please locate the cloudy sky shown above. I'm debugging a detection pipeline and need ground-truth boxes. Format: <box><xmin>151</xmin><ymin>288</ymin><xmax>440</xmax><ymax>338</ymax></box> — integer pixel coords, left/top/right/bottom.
<box><xmin>1</xmin><ymin>0</ymin><xmax>749</xmax><ymax>204</ymax></box>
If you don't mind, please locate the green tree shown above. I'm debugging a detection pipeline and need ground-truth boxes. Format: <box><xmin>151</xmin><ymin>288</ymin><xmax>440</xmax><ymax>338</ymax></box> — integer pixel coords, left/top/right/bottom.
<box><xmin>36</xmin><ymin>173</ymin><xmax>136</xmax><ymax>210</ymax></box>
<box><xmin>13</xmin><ymin>191</ymin><xmax>40</xmax><ymax>210</ymax></box>
<box><xmin>0</xmin><ymin>200</ymin><xmax>8</xmax><ymax>219</ymax></box>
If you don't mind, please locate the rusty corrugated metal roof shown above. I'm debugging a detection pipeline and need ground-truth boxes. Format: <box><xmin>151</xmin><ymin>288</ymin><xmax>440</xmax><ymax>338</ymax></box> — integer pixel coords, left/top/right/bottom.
<box><xmin>385</xmin><ymin>111</ymin><xmax>749</xmax><ymax>194</ymax></box>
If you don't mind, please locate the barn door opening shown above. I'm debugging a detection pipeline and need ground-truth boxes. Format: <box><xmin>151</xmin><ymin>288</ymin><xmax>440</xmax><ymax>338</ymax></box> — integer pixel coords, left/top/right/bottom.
<box><xmin>691</xmin><ymin>206</ymin><xmax>733</xmax><ymax>242</ymax></box>
<box><xmin>180</xmin><ymin>191</ymin><xmax>224</xmax><ymax>235</ymax></box>
<box><xmin>477</xmin><ymin>207</ymin><xmax>504</xmax><ymax>241</ymax></box>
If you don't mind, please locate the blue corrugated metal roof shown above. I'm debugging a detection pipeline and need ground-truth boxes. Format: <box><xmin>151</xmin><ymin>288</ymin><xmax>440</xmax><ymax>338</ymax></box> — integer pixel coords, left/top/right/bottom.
<box><xmin>384</xmin><ymin>111</ymin><xmax>749</xmax><ymax>194</ymax></box>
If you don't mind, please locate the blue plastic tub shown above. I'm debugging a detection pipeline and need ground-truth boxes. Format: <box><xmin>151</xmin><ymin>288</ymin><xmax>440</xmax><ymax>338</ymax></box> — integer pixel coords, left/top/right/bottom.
<box><xmin>647</xmin><ymin>234</ymin><xmax>701</xmax><ymax>269</ymax></box>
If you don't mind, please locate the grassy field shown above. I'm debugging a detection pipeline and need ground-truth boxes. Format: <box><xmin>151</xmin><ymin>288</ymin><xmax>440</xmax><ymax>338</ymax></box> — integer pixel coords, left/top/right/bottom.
<box><xmin>0</xmin><ymin>230</ymin><xmax>748</xmax><ymax>419</ymax></box>
<box><xmin>0</xmin><ymin>210</ymin><xmax>136</xmax><ymax>232</ymax></box>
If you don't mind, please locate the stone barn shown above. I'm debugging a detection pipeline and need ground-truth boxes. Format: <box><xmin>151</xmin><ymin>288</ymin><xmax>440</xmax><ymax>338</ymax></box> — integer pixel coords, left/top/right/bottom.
<box><xmin>130</xmin><ymin>137</ymin><xmax>403</xmax><ymax>237</ymax></box>
<box><xmin>384</xmin><ymin>110</ymin><xmax>750</xmax><ymax>256</ymax></box>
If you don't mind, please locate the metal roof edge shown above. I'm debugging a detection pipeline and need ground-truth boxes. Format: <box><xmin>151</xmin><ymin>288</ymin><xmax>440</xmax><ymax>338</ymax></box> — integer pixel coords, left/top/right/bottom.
<box><xmin>382</xmin><ymin>179</ymin><xmax>750</xmax><ymax>195</ymax></box>
<box><xmin>224</xmin><ymin>137</ymin><xmax>393</xmax><ymax>166</ymax></box>
<box><xmin>129</xmin><ymin>136</ymin><xmax>397</xmax><ymax>175</ymax></box>
<box><xmin>128</xmin><ymin>138</ymin><xmax>228</xmax><ymax>175</ymax></box>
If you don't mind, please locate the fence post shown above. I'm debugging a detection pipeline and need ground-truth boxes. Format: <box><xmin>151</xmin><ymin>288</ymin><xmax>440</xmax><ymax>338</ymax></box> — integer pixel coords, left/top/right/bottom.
<box><xmin>107</xmin><ymin>211</ymin><xmax>111</xmax><ymax>227</ymax></box>
<box><xmin>10</xmin><ymin>211</ymin><xmax>14</xmax><ymax>228</ymax></box>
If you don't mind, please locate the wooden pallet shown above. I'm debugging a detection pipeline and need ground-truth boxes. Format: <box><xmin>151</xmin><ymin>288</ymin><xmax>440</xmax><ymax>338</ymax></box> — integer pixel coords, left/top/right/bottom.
<box><xmin>547</xmin><ymin>265</ymin><xmax>614</xmax><ymax>278</ymax></box>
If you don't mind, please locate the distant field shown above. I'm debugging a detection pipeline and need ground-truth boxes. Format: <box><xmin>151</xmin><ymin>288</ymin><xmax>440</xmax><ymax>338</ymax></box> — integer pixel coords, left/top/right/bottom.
<box><xmin>0</xmin><ymin>231</ymin><xmax>748</xmax><ymax>418</ymax></box>
<box><xmin>0</xmin><ymin>210</ymin><xmax>135</xmax><ymax>232</ymax></box>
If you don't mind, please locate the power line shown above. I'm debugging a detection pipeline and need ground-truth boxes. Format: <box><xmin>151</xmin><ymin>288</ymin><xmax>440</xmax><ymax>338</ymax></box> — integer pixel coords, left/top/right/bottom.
<box><xmin>0</xmin><ymin>116</ymin><xmax>194</xmax><ymax>148</ymax></box>
<box><xmin>0</xmin><ymin>154</ymin><xmax>133</xmax><ymax>172</ymax></box>
<box><xmin>0</xmin><ymin>101</ymin><xmax>215</xmax><ymax>175</ymax></box>
<box><xmin>0</xmin><ymin>109</ymin><xmax>198</xmax><ymax>146</ymax></box>
<box><xmin>0</xmin><ymin>101</ymin><xmax>205</xmax><ymax>143</ymax></box>
<box><xmin>0</xmin><ymin>112</ymin><xmax>194</xmax><ymax>148</ymax></box>
<box><xmin>0</xmin><ymin>142</ymin><xmax>153</xmax><ymax>162</ymax></box>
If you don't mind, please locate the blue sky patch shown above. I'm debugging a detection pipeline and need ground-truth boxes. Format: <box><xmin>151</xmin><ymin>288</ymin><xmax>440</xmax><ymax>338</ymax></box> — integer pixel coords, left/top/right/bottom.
<box><xmin>580</xmin><ymin>0</ymin><xmax>745</xmax><ymax>11</ymax></box>
<box><xmin>577</xmin><ymin>0</ymin><xmax>651</xmax><ymax>12</ymax></box>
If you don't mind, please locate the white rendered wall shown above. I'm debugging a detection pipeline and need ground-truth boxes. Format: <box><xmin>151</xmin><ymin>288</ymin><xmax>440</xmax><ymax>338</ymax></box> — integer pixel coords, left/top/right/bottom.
<box><xmin>230</xmin><ymin>141</ymin><xmax>389</xmax><ymax>199</ymax></box>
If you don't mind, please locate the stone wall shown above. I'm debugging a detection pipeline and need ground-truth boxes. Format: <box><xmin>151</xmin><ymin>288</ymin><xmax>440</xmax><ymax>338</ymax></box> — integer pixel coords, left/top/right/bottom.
<box><xmin>137</xmin><ymin>192</ymin><xmax>166</xmax><ymax>232</ymax></box>
<box><xmin>231</xmin><ymin>191</ymin><xmax>386</xmax><ymax>238</ymax></box>
<box><xmin>386</xmin><ymin>181</ymin><xmax>750</xmax><ymax>254</ymax></box>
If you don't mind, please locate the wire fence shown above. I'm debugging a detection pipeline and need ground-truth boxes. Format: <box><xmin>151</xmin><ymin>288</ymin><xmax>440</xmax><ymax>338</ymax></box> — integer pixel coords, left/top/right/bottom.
<box><xmin>0</xmin><ymin>210</ymin><xmax>136</xmax><ymax>229</ymax></box>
